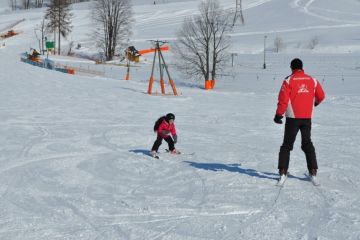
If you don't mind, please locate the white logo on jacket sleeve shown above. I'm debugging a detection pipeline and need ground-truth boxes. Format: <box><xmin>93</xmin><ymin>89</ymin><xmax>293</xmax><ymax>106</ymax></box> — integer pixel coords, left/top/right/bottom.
<box><xmin>298</xmin><ymin>84</ymin><xmax>309</xmax><ymax>93</ymax></box>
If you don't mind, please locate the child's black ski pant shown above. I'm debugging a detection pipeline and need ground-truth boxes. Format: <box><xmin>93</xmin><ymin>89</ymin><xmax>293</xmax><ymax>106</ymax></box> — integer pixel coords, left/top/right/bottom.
<box><xmin>152</xmin><ymin>136</ymin><xmax>175</xmax><ymax>152</ymax></box>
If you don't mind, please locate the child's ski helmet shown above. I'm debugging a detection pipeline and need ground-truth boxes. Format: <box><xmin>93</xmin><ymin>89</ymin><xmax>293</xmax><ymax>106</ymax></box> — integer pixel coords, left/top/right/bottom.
<box><xmin>165</xmin><ymin>113</ymin><xmax>175</xmax><ymax>122</ymax></box>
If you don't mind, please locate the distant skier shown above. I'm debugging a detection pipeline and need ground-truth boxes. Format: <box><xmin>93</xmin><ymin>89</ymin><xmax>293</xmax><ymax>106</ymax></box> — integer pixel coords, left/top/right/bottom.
<box><xmin>274</xmin><ymin>58</ymin><xmax>325</xmax><ymax>184</ymax></box>
<box><xmin>151</xmin><ymin>113</ymin><xmax>179</xmax><ymax>158</ymax></box>
<box><xmin>31</xmin><ymin>49</ymin><xmax>40</xmax><ymax>57</ymax></box>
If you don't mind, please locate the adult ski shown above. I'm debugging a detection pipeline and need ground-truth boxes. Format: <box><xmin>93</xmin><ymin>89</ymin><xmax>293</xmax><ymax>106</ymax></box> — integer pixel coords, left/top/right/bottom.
<box><xmin>305</xmin><ymin>173</ymin><xmax>320</xmax><ymax>186</ymax></box>
<box><xmin>276</xmin><ymin>174</ymin><xmax>288</xmax><ymax>187</ymax></box>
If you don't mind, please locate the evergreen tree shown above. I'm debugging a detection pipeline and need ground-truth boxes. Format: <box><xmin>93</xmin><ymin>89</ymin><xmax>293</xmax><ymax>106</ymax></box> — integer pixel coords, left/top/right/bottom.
<box><xmin>45</xmin><ymin>0</ymin><xmax>73</xmax><ymax>54</ymax></box>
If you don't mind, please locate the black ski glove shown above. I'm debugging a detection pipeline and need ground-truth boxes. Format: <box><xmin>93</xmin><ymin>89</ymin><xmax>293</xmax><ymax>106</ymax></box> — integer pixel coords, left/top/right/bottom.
<box><xmin>173</xmin><ymin>134</ymin><xmax>177</xmax><ymax>144</ymax></box>
<box><xmin>274</xmin><ymin>114</ymin><xmax>283</xmax><ymax>124</ymax></box>
<box><xmin>314</xmin><ymin>101</ymin><xmax>319</xmax><ymax>107</ymax></box>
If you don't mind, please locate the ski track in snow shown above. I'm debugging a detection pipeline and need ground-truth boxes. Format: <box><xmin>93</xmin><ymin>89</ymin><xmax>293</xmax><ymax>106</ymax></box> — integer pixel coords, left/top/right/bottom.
<box><xmin>229</xmin><ymin>22</ymin><xmax>360</xmax><ymax>38</ymax></box>
<box><xmin>229</xmin><ymin>0</ymin><xmax>360</xmax><ymax>39</ymax></box>
<box><xmin>17</xmin><ymin>126</ymin><xmax>50</xmax><ymax>158</ymax></box>
<box><xmin>134</xmin><ymin>0</ymin><xmax>275</xmax><ymax>39</ymax></box>
<box><xmin>305</xmin><ymin>186</ymin><xmax>331</xmax><ymax>240</ymax></box>
<box><xmin>294</xmin><ymin>0</ymin><xmax>360</xmax><ymax>24</ymax></box>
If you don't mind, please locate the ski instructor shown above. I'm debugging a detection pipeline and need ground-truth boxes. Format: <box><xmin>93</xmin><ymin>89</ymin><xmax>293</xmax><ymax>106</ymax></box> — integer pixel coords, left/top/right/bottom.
<box><xmin>274</xmin><ymin>58</ymin><xmax>325</xmax><ymax>183</ymax></box>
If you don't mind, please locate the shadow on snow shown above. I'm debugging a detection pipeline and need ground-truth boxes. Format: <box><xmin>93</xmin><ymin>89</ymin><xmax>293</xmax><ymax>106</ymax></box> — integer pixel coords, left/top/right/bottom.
<box><xmin>129</xmin><ymin>149</ymin><xmax>152</xmax><ymax>157</ymax></box>
<box><xmin>183</xmin><ymin>161</ymin><xmax>309</xmax><ymax>182</ymax></box>
<box><xmin>128</xmin><ymin>151</ymin><xmax>309</xmax><ymax>182</ymax></box>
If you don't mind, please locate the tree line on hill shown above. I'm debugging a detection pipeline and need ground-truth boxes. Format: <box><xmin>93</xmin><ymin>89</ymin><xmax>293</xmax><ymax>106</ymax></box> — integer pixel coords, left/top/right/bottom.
<box><xmin>14</xmin><ymin>0</ymin><xmax>321</xmax><ymax>85</ymax></box>
<box><xmin>30</xmin><ymin>0</ymin><xmax>251</xmax><ymax>85</ymax></box>
<box><xmin>34</xmin><ymin>0</ymin><xmax>132</xmax><ymax>62</ymax></box>
<box><xmin>9</xmin><ymin>0</ymin><xmax>90</xmax><ymax>10</ymax></box>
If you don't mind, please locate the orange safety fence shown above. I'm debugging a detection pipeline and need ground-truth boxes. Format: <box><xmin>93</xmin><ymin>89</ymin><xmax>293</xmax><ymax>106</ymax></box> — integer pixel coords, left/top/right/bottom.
<box><xmin>67</xmin><ymin>68</ymin><xmax>76</xmax><ymax>75</ymax></box>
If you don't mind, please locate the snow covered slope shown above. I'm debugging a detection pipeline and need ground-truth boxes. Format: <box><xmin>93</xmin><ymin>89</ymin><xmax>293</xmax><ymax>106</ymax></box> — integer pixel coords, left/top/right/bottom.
<box><xmin>0</xmin><ymin>0</ymin><xmax>360</xmax><ymax>239</ymax></box>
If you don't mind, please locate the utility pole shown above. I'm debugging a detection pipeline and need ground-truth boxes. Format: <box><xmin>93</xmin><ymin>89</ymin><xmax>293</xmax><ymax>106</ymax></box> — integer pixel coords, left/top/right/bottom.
<box><xmin>147</xmin><ymin>40</ymin><xmax>178</xmax><ymax>95</ymax></box>
<box><xmin>263</xmin><ymin>35</ymin><xmax>267</xmax><ymax>69</ymax></box>
<box><xmin>233</xmin><ymin>0</ymin><xmax>245</xmax><ymax>27</ymax></box>
<box><xmin>231</xmin><ymin>53</ymin><xmax>238</xmax><ymax>67</ymax></box>
<box><xmin>125</xmin><ymin>47</ymin><xmax>130</xmax><ymax>80</ymax></box>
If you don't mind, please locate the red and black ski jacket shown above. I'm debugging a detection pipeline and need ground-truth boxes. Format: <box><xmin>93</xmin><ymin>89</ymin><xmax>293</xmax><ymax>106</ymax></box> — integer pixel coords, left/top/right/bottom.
<box><xmin>276</xmin><ymin>69</ymin><xmax>325</xmax><ymax>119</ymax></box>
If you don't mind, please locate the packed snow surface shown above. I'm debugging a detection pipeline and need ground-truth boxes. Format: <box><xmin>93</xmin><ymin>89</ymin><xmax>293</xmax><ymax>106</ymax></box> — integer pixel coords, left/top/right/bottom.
<box><xmin>0</xmin><ymin>0</ymin><xmax>360</xmax><ymax>239</ymax></box>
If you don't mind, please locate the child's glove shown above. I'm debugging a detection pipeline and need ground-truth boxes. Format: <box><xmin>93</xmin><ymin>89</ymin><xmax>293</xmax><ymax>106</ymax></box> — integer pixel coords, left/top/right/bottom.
<box><xmin>173</xmin><ymin>134</ymin><xmax>177</xmax><ymax>144</ymax></box>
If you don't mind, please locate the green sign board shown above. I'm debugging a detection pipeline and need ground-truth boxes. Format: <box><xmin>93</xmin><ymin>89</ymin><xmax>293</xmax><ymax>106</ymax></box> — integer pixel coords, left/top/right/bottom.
<box><xmin>46</xmin><ymin>41</ymin><xmax>54</xmax><ymax>49</ymax></box>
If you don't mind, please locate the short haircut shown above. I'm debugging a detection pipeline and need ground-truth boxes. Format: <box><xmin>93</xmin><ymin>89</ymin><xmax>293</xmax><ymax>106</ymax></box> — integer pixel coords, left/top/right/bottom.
<box><xmin>290</xmin><ymin>58</ymin><xmax>303</xmax><ymax>70</ymax></box>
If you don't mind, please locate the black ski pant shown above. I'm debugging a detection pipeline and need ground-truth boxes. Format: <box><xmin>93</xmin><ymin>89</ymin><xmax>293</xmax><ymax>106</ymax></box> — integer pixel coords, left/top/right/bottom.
<box><xmin>278</xmin><ymin>118</ymin><xmax>318</xmax><ymax>171</ymax></box>
<box><xmin>151</xmin><ymin>136</ymin><xmax>175</xmax><ymax>152</ymax></box>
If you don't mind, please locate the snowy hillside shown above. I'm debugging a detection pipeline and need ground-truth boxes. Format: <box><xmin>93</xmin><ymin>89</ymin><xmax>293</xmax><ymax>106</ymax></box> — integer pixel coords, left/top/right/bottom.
<box><xmin>0</xmin><ymin>0</ymin><xmax>360</xmax><ymax>239</ymax></box>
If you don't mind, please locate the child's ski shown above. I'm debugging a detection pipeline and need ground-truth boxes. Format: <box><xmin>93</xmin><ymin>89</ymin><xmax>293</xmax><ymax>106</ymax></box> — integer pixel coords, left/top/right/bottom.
<box><xmin>150</xmin><ymin>152</ymin><xmax>160</xmax><ymax>159</ymax></box>
<box><xmin>165</xmin><ymin>149</ymin><xmax>195</xmax><ymax>156</ymax></box>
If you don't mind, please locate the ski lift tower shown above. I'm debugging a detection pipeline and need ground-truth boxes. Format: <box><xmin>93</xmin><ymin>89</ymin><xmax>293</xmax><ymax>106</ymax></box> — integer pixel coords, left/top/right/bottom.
<box><xmin>147</xmin><ymin>40</ymin><xmax>178</xmax><ymax>96</ymax></box>
<box><xmin>233</xmin><ymin>0</ymin><xmax>245</xmax><ymax>27</ymax></box>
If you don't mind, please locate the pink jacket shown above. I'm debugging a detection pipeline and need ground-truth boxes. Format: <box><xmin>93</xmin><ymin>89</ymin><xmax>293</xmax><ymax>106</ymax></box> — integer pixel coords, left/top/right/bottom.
<box><xmin>157</xmin><ymin>120</ymin><xmax>176</xmax><ymax>138</ymax></box>
<box><xmin>276</xmin><ymin>70</ymin><xmax>325</xmax><ymax>118</ymax></box>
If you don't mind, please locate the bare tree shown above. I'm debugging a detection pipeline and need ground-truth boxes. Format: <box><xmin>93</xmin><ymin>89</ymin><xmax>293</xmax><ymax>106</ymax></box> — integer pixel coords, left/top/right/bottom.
<box><xmin>174</xmin><ymin>0</ymin><xmax>232</xmax><ymax>83</ymax></box>
<box><xmin>67</xmin><ymin>41</ymin><xmax>75</xmax><ymax>55</ymax></box>
<box><xmin>274</xmin><ymin>36</ymin><xmax>285</xmax><ymax>53</ymax></box>
<box><xmin>69</xmin><ymin>0</ymin><xmax>91</xmax><ymax>2</ymax></box>
<box><xmin>9</xmin><ymin>0</ymin><xmax>17</xmax><ymax>10</ymax></box>
<box><xmin>45</xmin><ymin>0</ymin><xmax>73</xmax><ymax>54</ymax></box>
<box><xmin>308</xmin><ymin>36</ymin><xmax>319</xmax><ymax>50</ymax></box>
<box><xmin>92</xmin><ymin>0</ymin><xmax>132</xmax><ymax>61</ymax></box>
<box><xmin>22</xmin><ymin>0</ymin><xmax>30</xmax><ymax>9</ymax></box>
<box><xmin>34</xmin><ymin>0</ymin><xmax>44</xmax><ymax>8</ymax></box>
<box><xmin>34</xmin><ymin>18</ymin><xmax>47</xmax><ymax>54</ymax></box>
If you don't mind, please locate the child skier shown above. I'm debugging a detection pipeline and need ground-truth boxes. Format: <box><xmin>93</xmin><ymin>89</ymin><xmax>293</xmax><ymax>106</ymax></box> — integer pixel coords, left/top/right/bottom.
<box><xmin>151</xmin><ymin>113</ymin><xmax>179</xmax><ymax>158</ymax></box>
